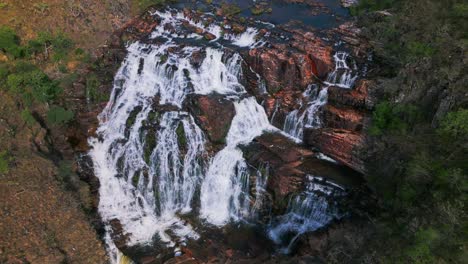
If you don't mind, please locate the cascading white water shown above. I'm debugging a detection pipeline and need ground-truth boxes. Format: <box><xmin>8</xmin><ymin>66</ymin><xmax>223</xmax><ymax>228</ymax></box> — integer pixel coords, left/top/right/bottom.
<box><xmin>200</xmin><ymin>97</ymin><xmax>276</xmax><ymax>226</ymax></box>
<box><xmin>283</xmin><ymin>51</ymin><xmax>358</xmax><ymax>141</ymax></box>
<box><xmin>89</xmin><ymin>9</ymin><xmax>275</xmax><ymax>260</ymax></box>
<box><xmin>149</xmin><ymin>112</ymin><xmax>206</xmax><ymax>215</ymax></box>
<box><xmin>283</xmin><ymin>85</ymin><xmax>328</xmax><ymax>141</ymax></box>
<box><xmin>226</xmin><ymin>27</ymin><xmax>261</xmax><ymax>47</ymax></box>
<box><xmin>89</xmin><ymin>7</ymin><xmax>359</xmax><ymax>262</ymax></box>
<box><xmin>324</xmin><ymin>51</ymin><xmax>358</xmax><ymax>89</ymax></box>
<box><xmin>267</xmin><ymin>175</ymin><xmax>344</xmax><ymax>253</ymax></box>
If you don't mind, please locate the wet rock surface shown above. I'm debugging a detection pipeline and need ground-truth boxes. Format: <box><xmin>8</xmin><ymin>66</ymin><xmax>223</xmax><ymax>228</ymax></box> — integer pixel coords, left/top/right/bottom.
<box><xmin>304</xmin><ymin>128</ymin><xmax>366</xmax><ymax>174</ymax></box>
<box><xmin>184</xmin><ymin>94</ymin><xmax>235</xmax><ymax>144</ymax></box>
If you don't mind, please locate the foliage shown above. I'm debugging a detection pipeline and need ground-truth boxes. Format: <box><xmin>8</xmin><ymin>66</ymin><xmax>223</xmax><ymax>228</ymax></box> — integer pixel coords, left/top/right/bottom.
<box><xmin>0</xmin><ymin>26</ymin><xmax>25</xmax><ymax>58</ymax></box>
<box><xmin>135</xmin><ymin>0</ymin><xmax>175</xmax><ymax>12</ymax></box>
<box><xmin>369</xmin><ymin>101</ymin><xmax>421</xmax><ymax>135</ymax></box>
<box><xmin>86</xmin><ymin>74</ymin><xmax>107</xmax><ymax>103</ymax></box>
<box><xmin>47</xmin><ymin>106</ymin><xmax>74</xmax><ymax>125</ymax></box>
<box><xmin>27</xmin><ymin>31</ymin><xmax>73</xmax><ymax>61</ymax></box>
<box><xmin>220</xmin><ymin>3</ymin><xmax>241</xmax><ymax>17</ymax></box>
<box><xmin>439</xmin><ymin>109</ymin><xmax>468</xmax><ymax>137</ymax></box>
<box><xmin>21</xmin><ymin>109</ymin><xmax>36</xmax><ymax>126</ymax></box>
<box><xmin>360</xmin><ymin>0</ymin><xmax>468</xmax><ymax>262</ymax></box>
<box><xmin>349</xmin><ymin>0</ymin><xmax>401</xmax><ymax>16</ymax></box>
<box><xmin>7</xmin><ymin>66</ymin><xmax>62</xmax><ymax>104</ymax></box>
<box><xmin>33</xmin><ymin>3</ymin><xmax>49</xmax><ymax>14</ymax></box>
<box><xmin>0</xmin><ymin>150</ymin><xmax>10</xmax><ymax>174</ymax></box>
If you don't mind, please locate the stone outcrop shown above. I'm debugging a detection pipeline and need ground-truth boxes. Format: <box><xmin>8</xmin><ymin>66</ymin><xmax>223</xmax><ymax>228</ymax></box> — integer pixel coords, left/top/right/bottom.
<box><xmin>304</xmin><ymin>128</ymin><xmax>366</xmax><ymax>174</ymax></box>
<box><xmin>184</xmin><ymin>94</ymin><xmax>235</xmax><ymax>144</ymax></box>
<box><xmin>322</xmin><ymin>105</ymin><xmax>366</xmax><ymax>132</ymax></box>
<box><xmin>328</xmin><ymin>80</ymin><xmax>375</xmax><ymax>110</ymax></box>
<box><xmin>243</xmin><ymin>132</ymin><xmax>363</xmax><ymax>210</ymax></box>
<box><xmin>245</xmin><ymin>31</ymin><xmax>333</xmax><ymax>95</ymax></box>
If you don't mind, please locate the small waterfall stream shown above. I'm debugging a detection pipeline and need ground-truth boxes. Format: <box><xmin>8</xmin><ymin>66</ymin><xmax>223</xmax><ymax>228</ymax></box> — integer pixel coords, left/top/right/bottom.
<box><xmin>268</xmin><ymin>175</ymin><xmax>346</xmax><ymax>253</ymax></box>
<box><xmin>283</xmin><ymin>50</ymin><xmax>358</xmax><ymax>141</ymax></box>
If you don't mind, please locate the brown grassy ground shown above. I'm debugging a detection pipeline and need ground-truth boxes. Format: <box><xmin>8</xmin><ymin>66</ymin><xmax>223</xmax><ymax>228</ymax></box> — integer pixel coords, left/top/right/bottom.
<box><xmin>0</xmin><ymin>1</ymin><xmax>138</xmax><ymax>263</ymax></box>
<box><xmin>0</xmin><ymin>0</ymin><xmax>132</xmax><ymax>50</ymax></box>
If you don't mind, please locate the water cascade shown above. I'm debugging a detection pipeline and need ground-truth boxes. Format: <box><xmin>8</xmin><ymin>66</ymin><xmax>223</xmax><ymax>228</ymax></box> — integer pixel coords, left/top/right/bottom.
<box><xmin>200</xmin><ymin>97</ymin><xmax>275</xmax><ymax>225</ymax></box>
<box><xmin>86</xmin><ymin>7</ymin><xmax>360</xmax><ymax>263</ymax></box>
<box><xmin>283</xmin><ymin>51</ymin><xmax>358</xmax><ymax>141</ymax></box>
<box><xmin>268</xmin><ymin>175</ymin><xmax>345</xmax><ymax>253</ymax></box>
<box><xmin>324</xmin><ymin>51</ymin><xmax>358</xmax><ymax>88</ymax></box>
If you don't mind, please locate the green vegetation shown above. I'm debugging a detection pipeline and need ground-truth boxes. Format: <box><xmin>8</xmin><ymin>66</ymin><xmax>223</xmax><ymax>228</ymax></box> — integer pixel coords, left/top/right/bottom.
<box><xmin>20</xmin><ymin>109</ymin><xmax>36</xmax><ymax>126</ymax></box>
<box><xmin>355</xmin><ymin>0</ymin><xmax>468</xmax><ymax>262</ymax></box>
<box><xmin>220</xmin><ymin>3</ymin><xmax>241</xmax><ymax>17</ymax></box>
<box><xmin>0</xmin><ymin>27</ymin><xmax>75</xmax><ymax>128</ymax></box>
<box><xmin>27</xmin><ymin>31</ymin><xmax>74</xmax><ymax>61</ymax></box>
<box><xmin>0</xmin><ymin>150</ymin><xmax>10</xmax><ymax>174</ymax></box>
<box><xmin>0</xmin><ymin>26</ymin><xmax>73</xmax><ymax>61</ymax></box>
<box><xmin>369</xmin><ymin>102</ymin><xmax>421</xmax><ymax>135</ymax></box>
<box><xmin>33</xmin><ymin>3</ymin><xmax>49</xmax><ymax>14</ymax></box>
<box><xmin>47</xmin><ymin>106</ymin><xmax>74</xmax><ymax>125</ymax></box>
<box><xmin>135</xmin><ymin>0</ymin><xmax>175</xmax><ymax>12</ymax></box>
<box><xmin>0</xmin><ymin>26</ymin><xmax>25</xmax><ymax>58</ymax></box>
<box><xmin>7</xmin><ymin>65</ymin><xmax>62</xmax><ymax>105</ymax></box>
<box><xmin>349</xmin><ymin>0</ymin><xmax>400</xmax><ymax>16</ymax></box>
<box><xmin>86</xmin><ymin>73</ymin><xmax>108</xmax><ymax>103</ymax></box>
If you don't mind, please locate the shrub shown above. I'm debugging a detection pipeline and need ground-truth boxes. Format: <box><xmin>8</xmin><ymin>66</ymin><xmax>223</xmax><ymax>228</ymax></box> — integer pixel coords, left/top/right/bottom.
<box><xmin>369</xmin><ymin>102</ymin><xmax>422</xmax><ymax>135</ymax></box>
<box><xmin>0</xmin><ymin>26</ymin><xmax>25</xmax><ymax>58</ymax></box>
<box><xmin>439</xmin><ymin>109</ymin><xmax>468</xmax><ymax>137</ymax></box>
<box><xmin>220</xmin><ymin>3</ymin><xmax>241</xmax><ymax>17</ymax></box>
<box><xmin>86</xmin><ymin>74</ymin><xmax>108</xmax><ymax>102</ymax></box>
<box><xmin>21</xmin><ymin>109</ymin><xmax>36</xmax><ymax>126</ymax></box>
<box><xmin>0</xmin><ymin>150</ymin><xmax>9</xmax><ymax>174</ymax></box>
<box><xmin>136</xmin><ymin>0</ymin><xmax>174</xmax><ymax>12</ymax></box>
<box><xmin>349</xmin><ymin>0</ymin><xmax>401</xmax><ymax>16</ymax></box>
<box><xmin>47</xmin><ymin>106</ymin><xmax>74</xmax><ymax>125</ymax></box>
<box><xmin>7</xmin><ymin>69</ymin><xmax>62</xmax><ymax>104</ymax></box>
<box><xmin>0</xmin><ymin>62</ymin><xmax>9</xmax><ymax>83</ymax></box>
<box><xmin>27</xmin><ymin>31</ymin><xmax>73</xmax><ymax>61</ymax></box>
<box><xmin>406</xmin><ymin>41</ymin><xmax>435</xmax><ymax>59</ymax></box>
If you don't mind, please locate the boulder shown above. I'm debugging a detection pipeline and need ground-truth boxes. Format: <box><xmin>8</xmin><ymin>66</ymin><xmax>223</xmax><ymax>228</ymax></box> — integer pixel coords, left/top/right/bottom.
<box><xmin>327</xmin><ymin>80</ymin><xmax>375</xmax><ymax>110</ymax></box>
<box><xmin>184</xmin><ymin>94</ymin><xmax>235</xmax><ymax>144</ymax></box>
<box><xmin>304</xmin><ymin>128</ymin><xmax>366</xmax><ymax>174</ymax></box>
<box><xmin>322</xmin><ymin>104</ymin><xmax>366</xmax><ymax>132</ymax></box>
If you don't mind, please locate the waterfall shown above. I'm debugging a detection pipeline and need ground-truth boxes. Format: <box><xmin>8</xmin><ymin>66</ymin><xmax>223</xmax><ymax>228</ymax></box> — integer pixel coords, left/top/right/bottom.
<box><xmin>324</xmin><ymin>51</ymin><xmax>358</xmax><ymax>89</ymax></box>
<box><xmin>267</xmin><ymin>175</ymin><xmax>345</xmax><ymax>253</ymax></box>
<box><xmin>150</xmin><ymin>112</ymin><xmax>206</xmax><ymax>215</ymax></box>
<box><xmin>225</xmin><ymin>27</ymin><xmax>261</xmax><ymax>47</ymax></box>
<box><xmin>283</xmin><ymin>85</ymin><xmax>328</xmax><ymax>141</ymax></box>
<box><xmin>283</xmin><ymin>51</ymin><xmax>358</xmax><ymax>141</ymax></box>
<box><xmin>90</xmin><ymin>9</ymin><xmax>276</xmax><ymax>258</ymax></box>
<box><xmin>200</xmin><ymin>97</ymin><xmax>275</xmax><ymax>226</ymax></box>
<box><xmin>88</xmin><ymin>7</ymin><xmax>358</xmax><ymax>261</ymax></box>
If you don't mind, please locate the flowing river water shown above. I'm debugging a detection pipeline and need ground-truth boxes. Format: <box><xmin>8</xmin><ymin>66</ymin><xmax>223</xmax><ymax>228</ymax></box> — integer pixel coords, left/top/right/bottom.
<box><xmin>87</xmin><ymin>1</ymin><xmax>363</xmax><ymax>262</ymax></box>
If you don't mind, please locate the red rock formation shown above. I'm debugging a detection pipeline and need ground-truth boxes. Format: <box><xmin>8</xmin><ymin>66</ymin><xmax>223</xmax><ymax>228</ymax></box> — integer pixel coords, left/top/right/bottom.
<box><xmin>322</xmin><ymin>104</ymin><xmax>366</xmax><ymax>132</ymax></box>
<box><xmin>245</xmin><ymin>31</ymin><xmax>333</xmax><ymax>93</ymax></box>
<box><xmin>327</xmin><ymin>80</ymin><xmax>375</xmax><ymax>110</ymax></box>
<box><xmin>184</xmin><ymin>94</ymin><xmax>235</xmax><ymax>144</ymax></box>
<box><xmin>304</xmin><ymin>128</ymin><xmax>366</xmax><ymax>174</ymax></box>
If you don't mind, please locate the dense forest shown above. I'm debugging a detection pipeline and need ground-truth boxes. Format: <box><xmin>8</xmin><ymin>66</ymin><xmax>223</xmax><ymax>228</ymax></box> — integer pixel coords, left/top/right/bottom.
<box><xmin>354</xmin><ymin>0</ymin><xmax>467</xmax><ymax>262</ymax></box>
